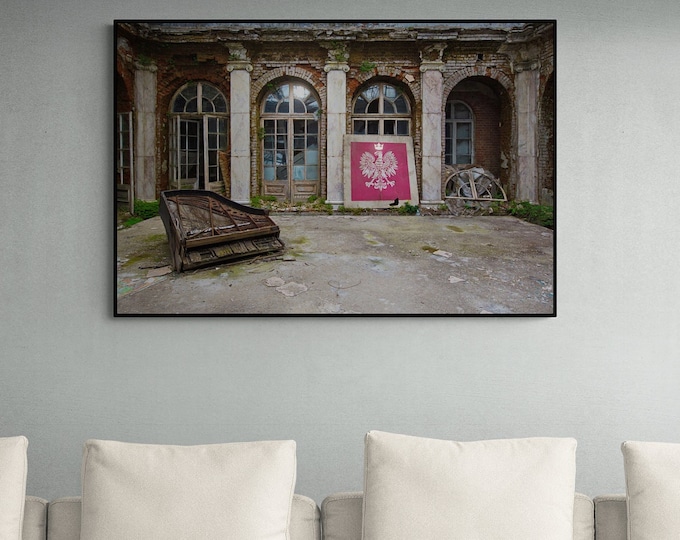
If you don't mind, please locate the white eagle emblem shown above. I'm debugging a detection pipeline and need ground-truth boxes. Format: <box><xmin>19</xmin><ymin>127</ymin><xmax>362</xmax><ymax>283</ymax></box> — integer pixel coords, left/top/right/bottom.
<box><xmin>360</xmin><ymin>143</ymin><xmax>399</xmax><ymax>191</ymax></box>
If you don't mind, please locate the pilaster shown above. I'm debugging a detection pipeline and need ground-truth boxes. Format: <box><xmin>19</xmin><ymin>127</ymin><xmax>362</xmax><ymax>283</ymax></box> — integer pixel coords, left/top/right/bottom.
<box><xmin>324</xmin><ymin>61</ymin><xmax>349</xmax><ymax>207</ymax></box>
<box><xmin>514</xmin><ymin>62</ymin><xmax>540</xmax><ymax>203</ymax></box>
<box><xmin>419</xmin><ymin>50</ymin><xmax>446</xmax><ymax>205</ymax></box>
<box><xmin>133</xmin><ymin>61</ymin><xmax>157</xmax><ymax>201</ymax></box>
<box><xmin>227</xmin><ymin>43</ymin><xmax>253</xmax><ymax>204</ymax></box>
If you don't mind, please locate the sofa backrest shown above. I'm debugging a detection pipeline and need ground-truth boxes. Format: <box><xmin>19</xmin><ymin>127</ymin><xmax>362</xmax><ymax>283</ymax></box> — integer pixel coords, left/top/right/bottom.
<box><xmin>320</xmin><ymin>491</ymin><xmax>595</xmax><ymax>540</ymax></box>
<box><xmin>593</xmin><ymin>495</ymin><xmax>626</xmax><ymax>540</ymax></box>
<box><xmin>46</xmin><ymin>494</ymin><xmax>320</xmax><ymax>540</ymax></box>
<box><xmin>23</xmin><ymin>497</ymin><xmax>48</xmax><ymax>540</ymax></box>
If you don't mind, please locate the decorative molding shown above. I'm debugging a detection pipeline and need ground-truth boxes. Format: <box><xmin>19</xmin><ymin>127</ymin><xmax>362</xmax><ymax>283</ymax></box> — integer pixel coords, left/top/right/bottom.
<box><xmin>227</xmin><ymin>62</ymin><xmax>253</xmax><ymax>72</ymax></box>
<box><xmin>324</xmin><ymin>62</ymin><xmax>350</xmax><ymax>73</ymax></box>
<box><xmin>420</xmin><ymin>61</ymin><xmax>445</xmax><ymax>73</ymax></box>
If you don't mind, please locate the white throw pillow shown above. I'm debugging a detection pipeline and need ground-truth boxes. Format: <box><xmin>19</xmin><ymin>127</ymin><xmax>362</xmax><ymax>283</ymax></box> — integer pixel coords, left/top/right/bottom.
<box><xmin>362</xmin><ymin>431</ymin><xmax>576</xmax><ymax>540</ymax></box>
<box><xmin>622</xmin><ymin>440</ymin><xmax>680</xmax><ymax>540</ymax></box>
<box><xmin>0</xmin><ymin>436</ymin><xmax>28</xmax><ymax>540</ymax></box>
<box><xmin>80</xmin><ymin>439</ymin><xmax>297</xmax><ymax>540</ymax></box>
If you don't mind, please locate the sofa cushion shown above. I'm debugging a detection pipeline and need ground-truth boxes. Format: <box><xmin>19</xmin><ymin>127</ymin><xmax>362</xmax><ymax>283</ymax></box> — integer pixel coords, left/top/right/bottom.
<box><xmin>362</xmin><ymin>431</ymin><xmax>577</xmax><ymax>540</ymax></box>
<box><xmin>80</xmin><ymin>439</ymin><xmax>297</xmax><ymax>540</ymax></box>
<box><xmin>0</xmin><ymin>436</ymin><xmax>28</xmax><ymax>540</ymax></box>
<box><xmin>321</xmin><ymin>491</ymin><xmax>594</xmax><ymax>540</ymax></box>
<box><xmin>622</xmin><ymin>441</ymin><xmax>680</xmax><ymax>540</ymax></box>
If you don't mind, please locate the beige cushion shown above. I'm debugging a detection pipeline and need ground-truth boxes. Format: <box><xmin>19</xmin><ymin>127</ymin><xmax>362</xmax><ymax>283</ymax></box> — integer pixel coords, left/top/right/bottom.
<box><xmin>0</xmin><ymin>436</ymin><xmax>28</xmax><ymax>540</ymax></box>
<box><xmin>362</xmin><ymin>431</ymin><xmax>577</xmax><ymax>540</ymax></box>
<box><xmin>622</xmin><ymin>441</ymin><xmax>680</xmax><ymax>540</ymax></box>
<box><xmin>80</xmin><ymin>439</ymin><xmax>297</xmax><ymax>540</ymax></box>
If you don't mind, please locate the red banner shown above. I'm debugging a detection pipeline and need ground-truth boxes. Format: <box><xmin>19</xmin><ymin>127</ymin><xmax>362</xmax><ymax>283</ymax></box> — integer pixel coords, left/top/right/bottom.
<box><xmin>350</xmin><ymin>141</ymin><xmax>412</xmax><ymax>201</ymax></box>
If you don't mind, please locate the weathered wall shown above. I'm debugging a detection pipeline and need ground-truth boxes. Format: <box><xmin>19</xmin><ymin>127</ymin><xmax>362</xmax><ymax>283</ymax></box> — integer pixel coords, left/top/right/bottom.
<box><xmin>2</xmin><ymin>0</ymin><xmax>680</xmax><ymax>508</ymax></box>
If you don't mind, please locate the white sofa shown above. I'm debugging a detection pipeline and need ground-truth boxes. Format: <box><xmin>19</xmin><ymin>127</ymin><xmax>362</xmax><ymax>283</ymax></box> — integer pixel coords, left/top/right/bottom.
<box><xmin>20</xmin><ymin>492</ymin><xmax>632</xmax><ymax>540</ymax></box>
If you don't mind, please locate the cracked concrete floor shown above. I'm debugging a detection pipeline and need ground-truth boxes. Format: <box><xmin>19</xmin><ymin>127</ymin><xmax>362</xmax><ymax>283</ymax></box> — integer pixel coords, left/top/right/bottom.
<box><xmin>116</xmin><ymin>213</ymin><xmax>554</xmax><ymax>316</ymax></box>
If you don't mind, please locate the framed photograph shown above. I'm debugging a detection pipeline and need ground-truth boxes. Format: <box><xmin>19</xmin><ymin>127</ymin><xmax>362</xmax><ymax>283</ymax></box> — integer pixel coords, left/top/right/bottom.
<box><xmin>115</xmin><ymin>20</ymin><xmax>555</xmax><ymax>316</ymax></box>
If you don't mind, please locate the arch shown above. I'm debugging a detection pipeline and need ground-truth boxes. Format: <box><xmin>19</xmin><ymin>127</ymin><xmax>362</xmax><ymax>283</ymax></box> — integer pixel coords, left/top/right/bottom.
<box><xmin>442</xmin><ymin>67</ymin><xmax>513</xmax><ymax>113</ymax></box>
<box><xmin>351</xmin><ymin>78</ymin><xmax>414</xmax><ymax>136</ymax></box>
<box><xmin>167</xmin><ymin>81</ymin><xmax>229</xmax><ymax>191</ymax></box>
<box><xmin>443</xmin><ymin>75</ymin><xmax>511</xmax><ymax>184</ymax></box>
<box><xmin>259</xmin><ymin>78</ymin><xmax>322</xmax><ymax>201</ymax></box>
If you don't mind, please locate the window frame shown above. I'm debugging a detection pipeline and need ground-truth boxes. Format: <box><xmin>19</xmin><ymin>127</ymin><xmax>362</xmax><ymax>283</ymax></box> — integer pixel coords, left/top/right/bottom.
<box><xmin>168</xmin><ymin>82</ymin><xmax>229</xmax><ymax>190</ymax></box>
<box><xmin>445</xmin><ymin>100</ymin><xmax>475</xmax><ymax>165</ymax></box>
<box><xmin>352</xmin><ymin>82</ymin><xmax>412</xmax><ymax>136</ymax></box>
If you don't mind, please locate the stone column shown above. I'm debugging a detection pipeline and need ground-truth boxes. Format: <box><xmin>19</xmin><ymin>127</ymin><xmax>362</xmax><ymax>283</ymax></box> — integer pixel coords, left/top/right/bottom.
<box><xmin>514</xmin><ymin>62</ymin><xmax>540</xmax><ymax>203</ymax></box>
<box><xmin>324</xmin><ymin>61</ymin><xmax>349</xmax><ymax>207</ymax></box>
<box><xmin>133</xmin><ymin>61</ymin><xmax>157</xmax><ymax>201</ymax></box>
<box><xmin>420</xmin><ymin>60</ymin><xmax>445</xmax><ymax>206</ymax></box>
<box><xmin>227</xmin><ymin>44</ymin><xmax>253</xmax><ymax>204</ymax></box>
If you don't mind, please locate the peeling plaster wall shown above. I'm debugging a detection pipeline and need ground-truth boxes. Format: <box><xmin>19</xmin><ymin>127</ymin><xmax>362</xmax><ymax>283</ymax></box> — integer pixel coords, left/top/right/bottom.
<box><xmin>1</xmin><ymin>0</ymin><xmax>680</xmax><ymax>508</ymax></box>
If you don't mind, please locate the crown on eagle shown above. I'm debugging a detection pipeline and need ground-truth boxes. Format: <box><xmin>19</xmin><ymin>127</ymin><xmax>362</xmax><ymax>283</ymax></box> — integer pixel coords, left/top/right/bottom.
<box><xmin>374</xmin><ymin>143</ymin><xmax>384</xmax><ymax>151</ymax></box>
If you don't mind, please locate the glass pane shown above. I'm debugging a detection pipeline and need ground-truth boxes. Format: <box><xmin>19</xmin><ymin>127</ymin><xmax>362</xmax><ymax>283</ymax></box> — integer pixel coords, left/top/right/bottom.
<box><xmin>307</xmin><ymin>135</ymin><xmax>318</xmax><ymax>148</ymax></box>
<box><xmin>263</xmin><ymin>150</ymin><xmax>274</xmax><ymax>165</ymax></box>
<box><xmin>363</xmin><ymin>85</ymin><xmax>379</xmax><ymax>102</ymax></box>
<box><xmin>294</xmin><ymin>120</ymin><xmax>305</xmax><ymax>134</ymax></box>
<box><xmin>277</xmin><ymin>166</ymin><xmax>288</xmax><ymax>180</ymax></box>
<box><xmin>293</xmin><ymin>99</ymin><xmax>305</xmax><ymax>113</ymax></box>
<box><xmin>306</xmin><ymin>149</ymin><xmax>318</xmax><ymax>165</ymax></box>
<box><xmin>293</xmin><ymin>165</ymin><xmax>305</xmax><ymax>180</ymax></box>
<box><xmin>454</xmin><ymin>103</ymin><xmax>471</xmax><ymax>119</ymax></box>
<box><xmin>264</xmin><ymin>120</ymin><xmax>275</xmax><ymax>134</ymax></box>
<box><xmin>173</xmin><ymin>95</ymin><xmax>187</xmax><ymax>112</ymax></box>
<box><xmin>181</xmin><ymin>85</ymin><xmax>198</xmax><ymax>101</ymax></box>
<box><xmin>457</xmin><ymin>154</ymin><xmax>472</xmax><ymax>164</ymax></box>
<box><xmin>293</xmin><ymin>150</ymin><xmax>304</xmax><ymax>165</ymax></box>
<box><xmin>264</xmin><ymin>94</ymin><xmax>279</xmax><ymax>113</ymax></box>
<box><xmin>202</xmin><ymin>98</ymin><xmax>214</xmax><ymax>113</ymax></box>
<box><xmin>456</xmin><ymin>140</ymin><xmax>470</xmax><ymax>154</ymax></box>
<box><xmin>185</xmin><ymin>98</ymin><xmax>198</xmax><ymax>113</ymax></box>
<box><xmin>397</xmin><ymin>120</ymin><xmax>409</xmax><ymax>135</ymax></box>
<box><xmin>305</xmin><ymin>95</ymin><xmax>319</xmax><ymax>113</ymax></box>
<box><xmin>307</xmin><ymin>120</ymin><xmax>318</xmax><ymax>134</ymax></box>
<box><xmin>278</xmin><ymin>100</ymin><xmax>289</xmax><ymax>114</ymax></box>
<box><xmin>264</xmin><ymin>135</ymin><xmax>275</xmax><ymax>150</ymax></box>
<box><xmin>353</xmin><ymin>121</ymin><xmax>366</xmax><ymax>134</ymax></box>
<box><xmin>202</xmin><ymin>84</ymin><xmax>218</xmax><ymax>100</ymax></box>
<box><xmin>383</xmin><ymin>84</ymin><xmax>397</xmax><ymax>99</ymax></box>
<box><xmin>367</xmin><ymin>120</ymin><xmax>379</xmax><ymax>134</ymax></box>
<box><xmin>394</xmin><ymin>96</ymin><xmax>410</xmax><ymax>114</ymax></box>
<box><xmin>354</xmin><ymin>96</ymin><xmax>368</xmax><ymax>114</ymax></box>
<box><xmin>294</xmin><ymin>136</ymin><xmax>305</xmax><ymax>149</ymax></box>
<box><xmin>383</xmin><ymin>101</ymin><xmax>395</xmax><ymax>114</ymax></box>
<box><xmin>277</xmin><ymin>120</ymin><xmax>287</xmax><ymax>133</ymax></box>
<box><xmin>457</xmin><ymin>123</ymin><xmax>471</xmax><ymax>138</ymax></box>
<box><xmin>208</xmin><ymin>134</ymin><xmax>217</xmax><ymax>148</ymax></box>
<box><xmin>367</xmin><ymin>100</ymin><xmax>379</xmax><ymax>114</ymax></box>
<box><xmin>277</xmin><ymin>136</ymin><xmax>287</xmax><ymax>149</ymax></box>
<box><xmin>208</xmin><ymin>117</ymin><xmax>217</xmax><ymax>131</ymax></box>
<box><xmin>384</xmin><ymin>120</ymin><xmax>395</xmax><ymax>135</ymax></box>
<box><xmin>306</xmin><ymin>165</ymin><xmax>318</xmax><ymax>180</ymax></box>
<box><xmin>213</xmin><ymin>95</ymin><xmax>227</xmax><ymax>113</ymax></box>
<box><xmin>264</xmin><ymin>166</ymin><xmax>275</xmax><ymax>180</ymax></box>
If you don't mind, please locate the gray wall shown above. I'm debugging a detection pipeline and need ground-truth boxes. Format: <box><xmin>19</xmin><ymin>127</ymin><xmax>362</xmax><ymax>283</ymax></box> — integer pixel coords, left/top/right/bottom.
<box><xmin>2</xmin><ymin>0</ymin><xmax>679</xmax><ymax>505</ymax></box>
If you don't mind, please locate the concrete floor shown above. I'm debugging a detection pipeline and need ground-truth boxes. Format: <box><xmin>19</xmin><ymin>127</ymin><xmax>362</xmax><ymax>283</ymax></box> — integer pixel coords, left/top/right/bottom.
<box><xmin>116</xmin><ymin>213</ymin><xmax>554</xmax><ymax>316</ymax></box>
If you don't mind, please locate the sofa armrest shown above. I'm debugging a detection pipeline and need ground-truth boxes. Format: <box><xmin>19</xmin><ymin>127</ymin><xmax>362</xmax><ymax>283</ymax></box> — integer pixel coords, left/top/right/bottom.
<box><xmin>593</xmin><ymin>494</ymin><xmax>626</xmax><ymax>540</ymax></box>
<box><xmin>23</xmin><ymin>497</ymin><xmax>48</xmax><ymax>540</ymax></box>
<box><xmin>321</xmin><ymin>491</ymin><xmax>593</xmax><ymax>540</ymax></box>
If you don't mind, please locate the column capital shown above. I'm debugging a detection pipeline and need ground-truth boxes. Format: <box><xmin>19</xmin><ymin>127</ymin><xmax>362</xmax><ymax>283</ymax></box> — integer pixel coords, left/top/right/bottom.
<box><xmin>227</xmin><ymin>62</ymin><xmax>253</xmax><ymax>72</ymax></box>
<box><xmin>419</xmin><ymin>61</ymin><xmax>445</xmax><ymax>73</ymax></box>
<box><xmin>226</xmin><ymin>43</ymin><xmax>253</xmax><ymax>72</ymax></box>
<box><xmin>324</xmin><ymin>62</ymin><xmax>350</xmax><ymax>73</ymax></box>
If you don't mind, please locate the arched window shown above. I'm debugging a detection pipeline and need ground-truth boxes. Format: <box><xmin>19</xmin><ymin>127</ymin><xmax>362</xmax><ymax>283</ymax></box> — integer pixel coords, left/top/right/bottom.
<box><xmin>352</xmin><ymin>82</ymin><xmax>411</xmax><ymax>135</ymax></box>
<box><xmin>169</xmin><ymin>82</ymin><xmax>228</xmax><ymax>190</ymax></box>
<box><xmin>261</xmin><ymin>80</ymin><xmax>320</xmax><ymax>201</ymax></box>
<box><xmin>445</xmin><ymin>101</ymin><xmax>474</xmax><ymax>165</ymax></box>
